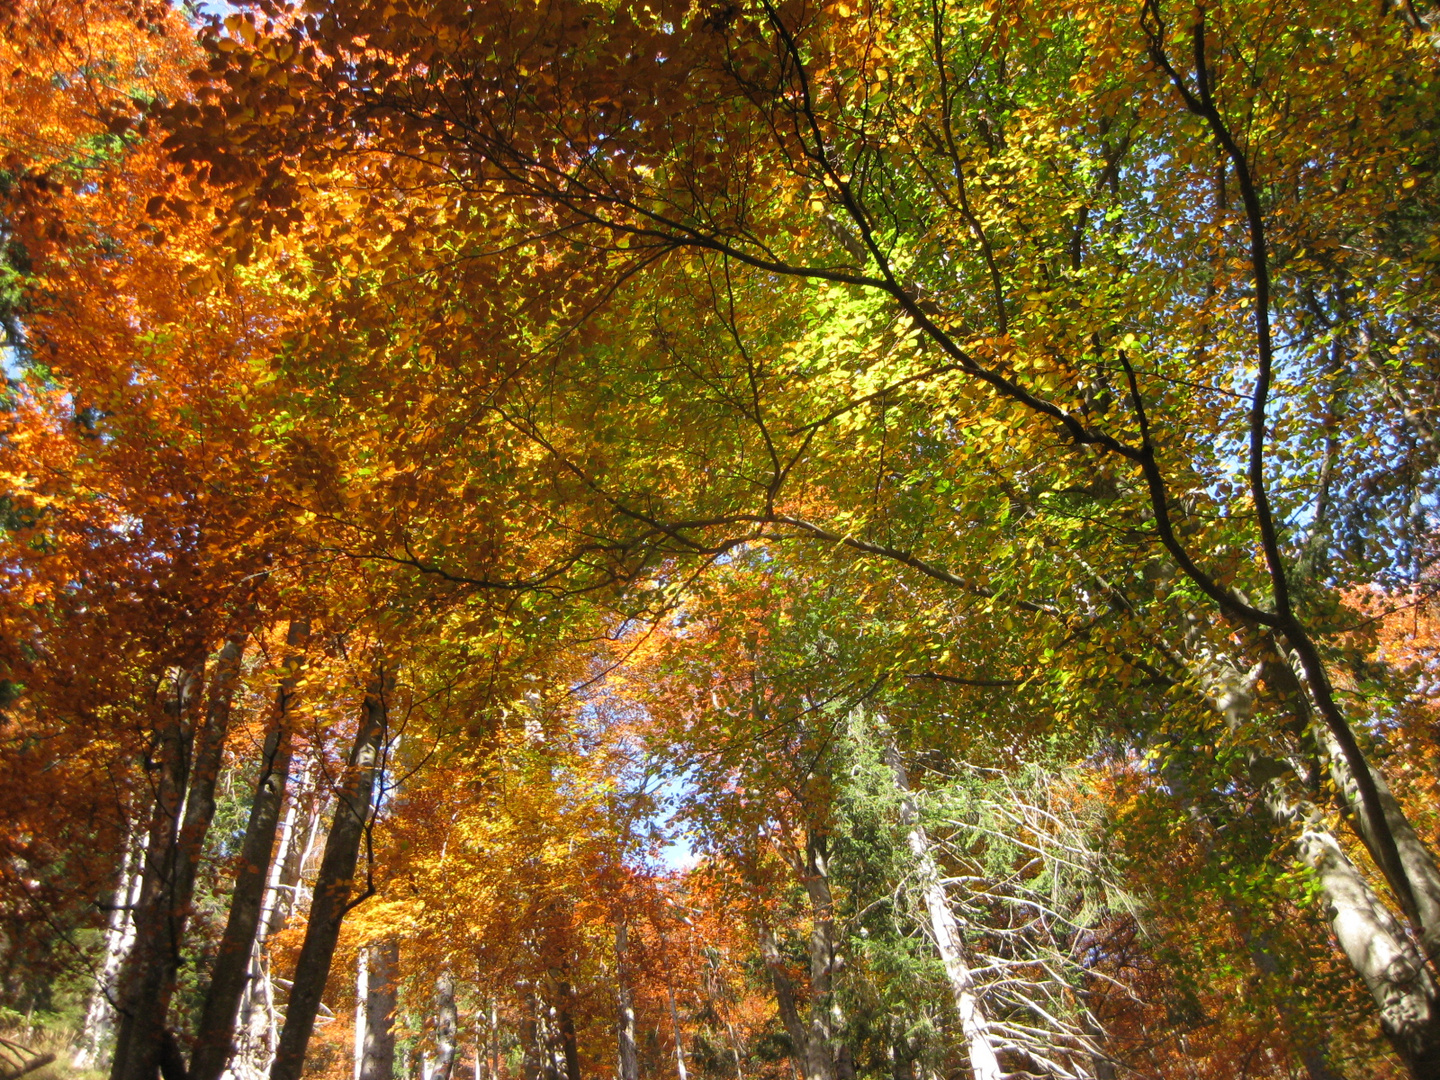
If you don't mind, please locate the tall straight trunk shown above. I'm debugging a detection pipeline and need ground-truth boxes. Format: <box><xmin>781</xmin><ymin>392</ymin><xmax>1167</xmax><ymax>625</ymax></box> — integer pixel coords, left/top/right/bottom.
<box><xmin>190</xmin><ymin>620</ymin><xmax>309</xmax><ymax>1080</ymax></box>
<box><xmin>111</xmin><ymin>661</ymin><xmax>204</xmax><ymax>1080</ymax></box>
<box><xmin>142</xmin><ymin>637</ymin><xmax>247</xmax><ymax>1028</ymax></box>
<box><xmin>261</xmin><ymin>761</ymin><xmax>322</xmax><ymax>941</ymax></box>
<box><xmin>355</xmin><ymin>947</ymin><xmax>369</xmax><ymax>1080</ymax></box>
<box><xmin>76</xmin><ymin>828</ymin><xmax>149</xmax><ymax>1069</ymax></box>
<box><xmin>614</xmin><ymin>918</ymin><xmax>639</xmax><ymax>1080</ymax></box>
<box><xmin>884</xmin><ymin>748</ymin><xmax>1002</xmax><ymax>1080</ymax></box>
<box><xmin>798</xmin><ymin>832</ymin><xmax>854</xmax><ymax>1080</ymax></box>
<box><xmin>358</xmin><ymin>941</ymin><xmax>398</xmax><ymax>1080</ymax></box>
<box><xmin>269</xmin><ymin>668</ymin><xmax>390</xmax><ymax>1080</ymax></box>
<box><xmin>433</xmin><ymin>972</ymin><xmax>458</xmax><ymax>1080</ymax></box>
<box><xmin>667</xmin><ymin>987</ymin><xmax>688</xmax><ymax>1080</ymax></box>
<box><xmin>487</xmin><ymin>1001</ymin><xmax>499</xmax><ymax>1080</ymax></box>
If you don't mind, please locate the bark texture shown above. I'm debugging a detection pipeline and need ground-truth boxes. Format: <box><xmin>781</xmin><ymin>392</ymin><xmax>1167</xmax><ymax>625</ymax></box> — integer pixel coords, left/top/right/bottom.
<box><xmin>110</xmin><ymin>661</ymin><xmax>204</xmax><ymax>1080</ymax></box>
<box><xmin>269</xmin><ymin>669</ymin><xmax>389</xmax><ymax>1080</ymax></box>
<box><xmin>358</xmin><ymin>941</ymin><xmax>399</xmax><ymax>1080</ymax></box>
<box><xmin>75</xmin><ymin>829</ymin><xmax>148</xmax><ymax>1069</ymax></box>
<box><xmin>1206</xmin><ymin>657</ymin><xmax>1440</xmax><ymax>1078</ymax></box>
<box><xmin>759</xmin><ymin>924</ymin><xmax>809</xmax><ymax>1078</ymax></box>
<box><xmin>615</xmin><ymin>919</ymin><xmax>639</xmax><ymax>1080</ymax></box>
<box><xmin>667</xmin><ymin>987</ymin><xmax>688</xmax><ymax>1080</ymax></box>
<box><xmin>555</xmin><ymin>984</ymin><xmax>580</xmax><ymax>1080</ymax></box>
<box><xmin>189</xmin><ymin>620</ymin><xmax>309</xmax><ymax>1080</ymax></box>
<box><xmin>432</xmin><ymin>972</ymin><xmax>459</xmax><ymax>1080</ymax></box>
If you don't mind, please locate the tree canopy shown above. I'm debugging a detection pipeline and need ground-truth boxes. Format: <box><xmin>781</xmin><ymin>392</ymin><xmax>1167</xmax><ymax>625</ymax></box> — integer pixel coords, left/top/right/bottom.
<box><xmin>1</xmin><ymin>0</ymin><xmax>1438</xmax><ymax>1078</ymax></box>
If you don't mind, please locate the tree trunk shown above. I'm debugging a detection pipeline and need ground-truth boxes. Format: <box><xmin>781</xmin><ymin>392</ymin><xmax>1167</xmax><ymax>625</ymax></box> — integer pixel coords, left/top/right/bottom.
<box><xmin>1286</xmin><ymin>801</ymin><xmax>1440</xmax><ymax>1077</ymax></box>
<box><xmin>555</xmin><ymin>984</ymin><xmax>580</xmax><ymax>1080</ymax></box>
<box><xmin>520</xmin><ymin>998</ymin><xmax>543</xmax><ymax>1080</ymax></box>
<box><xmin>799</xmin><ymin>832</ymin><xmax>841</xmax><ymax>1080</ymax></box>
<box><xmin>884</xmin><ymin>747</ymin><xmax>1003</xmax><ymax>1080</ymax></box>
<box><xmin>261</xmin><ymin>761</ymin><xmax>323</xmax><ymax>941</ymax></box>
<box><xmin>76</xmin><ymin>828</ymin><xmax>149</xmax><ymax>1069</ymax></box>
<box><xmin>1314</xmin><ymin>721</ymin><xmax>1440</xmax><ymax>966</ymax></box>
<box><xmin>615</xmin><ymin>918</ymin><xmax>638</xmax><ymax>1080</ymax></box>
<box><xmin>488</xmin><ymin>1001</ymin><xmax>499</xmax><ymax>1080</ymax></box>
<box><xmin>1206</xmin><ymin>658</ymin><xmax>1440</xmax><ymax>1078</ymax></box>
<box><xmin>231</xmin><ymin>766</ymin><xmax>322</xmax><ymax>1080</ymax></box>
<box><xmin>433</xmin><ymin>972</ymin><xmax>459</xmax><ymax>1080</ymax></box>
<box><xmin>111</xmin><ymin>660</ymin><xmax>204</xmax><ymax>1080</ymax></box>
<box><xmin>269</xmin><ymin>667</ymin><xmax>390</xmax><ymax>1080</ymax></box>
<box><xmin>190</xmin><ymin>620</ymin><xmax>309</xmax><ymax>1080</ymax></box>
<box><xmin>667</xmin><ymin>987</ymin><xmax>687</xmax><ymax>1080</ymax></box>
<box><xmin>355</xmin><ymin>947</ymin><xmax>369</xmax><ymax>1080</ymax></box>
<box><xmin>359</xmin><ymin>941</ymin><xmax>399</xmax><ymax>1080</ymax></box>
<box><xmin>758</xmin><ymin>924</ymin><xmax>809</xmax><ymax>1078</ymax></box>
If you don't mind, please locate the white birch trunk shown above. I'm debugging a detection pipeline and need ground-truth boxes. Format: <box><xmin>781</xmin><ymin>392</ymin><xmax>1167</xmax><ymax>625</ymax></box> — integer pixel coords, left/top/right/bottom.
<box><xmin>668</xmin><ymin>987</ymin><xmax>689</xmax><ymax>1080</ymax></box>
<box><xmin>355</xmin><ymin>947</ymin><xmax>369</xmax><ymax>1080</ymax></box>
<box><xmin>74</xmin><ymin>829</ymin><xmax>149</xmax><ymax>1069</ymax></box>
<box><xmin>615</xmin><ymin>917</ymin><xmax>639</xmax><ymax>1080</ymax></box>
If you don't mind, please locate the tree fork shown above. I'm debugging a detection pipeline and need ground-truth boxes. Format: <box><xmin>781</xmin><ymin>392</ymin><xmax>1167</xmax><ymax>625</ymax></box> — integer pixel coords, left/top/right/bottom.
<box><xmin>269</xmin><ymin>664</ymin><xmax>390</xmax><ymax>1080</ymax></box>
<box><xmin>189</xmin><ymin>620</ymin><xmax>310</xmax><ymax>1080</ymax></box>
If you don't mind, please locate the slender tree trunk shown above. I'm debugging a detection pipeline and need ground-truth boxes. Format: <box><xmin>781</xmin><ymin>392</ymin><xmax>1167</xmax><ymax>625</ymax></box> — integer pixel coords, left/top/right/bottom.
<box><xmin>667</xmin><ymin>987</ymin><xmax>688</xmax><ymax>1080</ymax></box>
<box><xmin>615</xmin><ymin>918</ymin><xmax>639</xmax><ymax>1080</ymax></box>
<box><xmin>355</xmin><ymin>947</ymin><xmax>369</xmax><ymax>1080</ymax></box>
<box><xmin>232</xmin><ymin>767</ymin><xmax>322</xmax><ymax>1080</ymax></box>
<box><xmin>359</xmin><ymin>941</ymin><xmax>399</xmax><ymax>1080</ymax></box>
<box><xmin>488</xmin><ymin>1001</ymin><xmax>499</xmax><ymax>1080</ymax></box>
<box><xmin>269</xmin><ymin>667</ymin><xmax>390</xmax><ymax>1080</ymax></box>
<box><xmin>76</xmin><ymin>828</ymin><xmax>149</xmax><ymax>1069</ymax></box>
<box><xmin>142</xmin><ymin>636</ymin><xmax>247</xmax><ymax>1030</ymax></box>
<box><xmin>520</xmin><ymin>997</ymin><xmax>542</xmax><ymax>1080</ymax></box>
<box><xmin>801</xmin><ymin>832</ymin><xmax>857</xmax><ymax>1080</ymax></box>
<box><xmin>261</xmin><ymin>761</ymin><xmax>322</xmax><ymax>941</ymax></box>
<box><xmin>433</xmin><ymin>972</ymin><xmax>459</xmax><ymax>1080</ymax></box>
<box><xmin>111</xmin><ymin>660</ymin><xmax>204</xmax><ymax>1080</ymax></box>
<box><xmin>190</xmin><ymin>621</ymin><xmax>309</xmax><ymax>1080</ymax></box>
<box><xmin>884</xmin><ymin>748</ymin><xmax>1003</xmax><ymax>1080</ymax></box>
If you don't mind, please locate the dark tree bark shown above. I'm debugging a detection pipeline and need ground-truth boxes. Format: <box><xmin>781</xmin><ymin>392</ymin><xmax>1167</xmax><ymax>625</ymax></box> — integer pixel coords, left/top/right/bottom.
<box><xmin>110</xmin><ymin>660</ymin><xmax>204</xmax><ymax>1080</ymax></box>
<box><xmin>555</xmin><ymin>984</ymin><xmax>580</xmax><ymax>1080</ymax></box>
<box><xmin>269</xmin><ymin>667</ymin><xmax>390</xmax><ymax>1080</ymax></box>
<box><xmin>189</xmin><ymin>620</ymin><xmax>309</xmax><ymax>1080</ymax></box>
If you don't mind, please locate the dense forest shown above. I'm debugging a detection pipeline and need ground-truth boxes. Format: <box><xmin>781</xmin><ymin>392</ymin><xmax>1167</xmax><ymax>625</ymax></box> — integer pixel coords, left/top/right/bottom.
<box><xmin>1</xmin><ymin>0</ymin><xmax>1438</xmax><ymax>1077</ymax></box>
